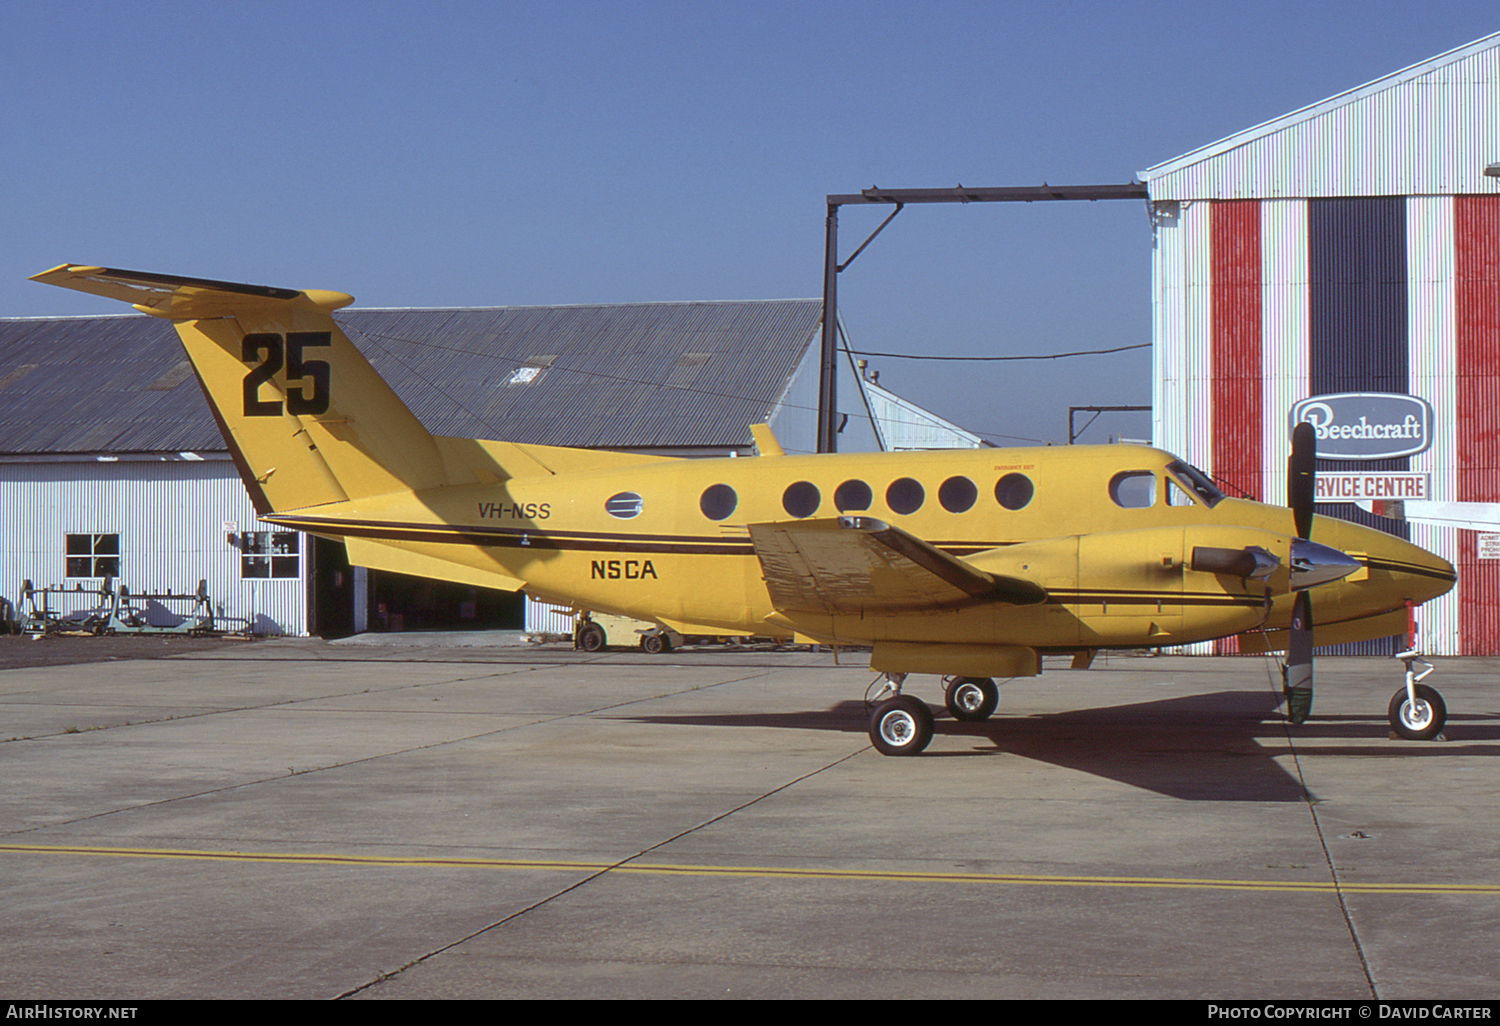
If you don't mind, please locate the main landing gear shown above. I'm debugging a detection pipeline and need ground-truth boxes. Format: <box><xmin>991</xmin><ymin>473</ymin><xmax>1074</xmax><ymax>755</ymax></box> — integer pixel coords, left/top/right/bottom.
<box><xmin>1389</xmin><ymin>650</ymin><xmax>1446</xmax><ymax>741</ymax></box>
<box><xmin>866</xmin><ymin>674</ymin><xmax>1001</xmax><ymax>756</ymax></box>
<box><xmin>944</xmin><ymin>676</ymin><xmax>999</xmax><ymax>721</ymax></box>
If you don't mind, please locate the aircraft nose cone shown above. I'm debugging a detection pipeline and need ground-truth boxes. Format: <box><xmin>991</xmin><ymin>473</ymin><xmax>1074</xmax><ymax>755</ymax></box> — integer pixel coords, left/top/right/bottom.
<box><xmin>1290</xmin><ymin>537</ymin><xmax>1362</xmax><ymax>590</ymax></box>
<box><xmin>1376</xmin><ymin>538</ymin><xmax>1458</xmax><ymax>605</ymax></box>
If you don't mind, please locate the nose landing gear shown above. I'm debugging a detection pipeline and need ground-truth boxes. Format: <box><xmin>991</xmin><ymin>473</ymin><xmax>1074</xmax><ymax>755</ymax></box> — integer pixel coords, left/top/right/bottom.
<box><xmin>1389</xmin><ymin>650</ymin><xmax>1446</xmax><ymax>741</ymax></box>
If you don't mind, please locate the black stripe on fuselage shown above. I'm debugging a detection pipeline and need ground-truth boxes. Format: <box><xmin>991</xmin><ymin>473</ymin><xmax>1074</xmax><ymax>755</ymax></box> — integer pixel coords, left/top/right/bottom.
<box><xmin>270</xmin><ymin>516</ymin><xmax>1277</xmax><ymax>610</ymax></box>
<box><xmin>270</xmin><ymin>515</ymin><xmax>1021</xmax><ymax>556</ymax></box>
<box><xmin>1361</xmin><ymin>555</ymin><xmax>1456</xmax><ymax>582</ymax></box>
<box><xmin>273</xmin><ymin>516</ymin><xmax>758</xmax><ymax>555</ymax></box>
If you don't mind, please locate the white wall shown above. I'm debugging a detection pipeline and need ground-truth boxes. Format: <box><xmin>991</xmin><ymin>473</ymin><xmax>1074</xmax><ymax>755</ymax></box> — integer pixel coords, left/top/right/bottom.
<box><xmin>0</xmin><ymin>458</ymin><xmax>307</xmax><ymax>635</ymax></box>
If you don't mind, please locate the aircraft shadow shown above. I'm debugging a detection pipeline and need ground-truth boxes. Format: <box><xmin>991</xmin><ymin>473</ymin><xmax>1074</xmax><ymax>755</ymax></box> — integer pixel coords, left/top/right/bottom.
<box><xmin>617</xmin><ymin>690</ymin><xmax>1498</xmax><ymax>802</ymax></box>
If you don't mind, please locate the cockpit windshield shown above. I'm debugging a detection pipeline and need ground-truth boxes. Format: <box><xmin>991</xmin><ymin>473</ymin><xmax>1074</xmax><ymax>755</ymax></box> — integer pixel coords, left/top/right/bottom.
<box><xmin>1166</xmin><ymin>460</ymin><xmax>1226</xmax><ymax>508</ymax></box>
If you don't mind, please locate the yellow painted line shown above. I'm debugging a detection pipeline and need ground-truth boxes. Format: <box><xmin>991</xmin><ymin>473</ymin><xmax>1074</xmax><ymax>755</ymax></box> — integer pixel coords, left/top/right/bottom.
<box><xmin>4</xmin><ymin>842</ymin><xmax>1498</xmax><ymax>897</ymax></box>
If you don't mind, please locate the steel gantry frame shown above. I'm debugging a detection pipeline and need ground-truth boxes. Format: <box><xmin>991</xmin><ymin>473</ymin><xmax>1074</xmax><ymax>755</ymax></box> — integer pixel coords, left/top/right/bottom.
<box><xmin>818</xmin><ymin>182</ymin><xmax>1149</xmax><ymax>453</ymax></box>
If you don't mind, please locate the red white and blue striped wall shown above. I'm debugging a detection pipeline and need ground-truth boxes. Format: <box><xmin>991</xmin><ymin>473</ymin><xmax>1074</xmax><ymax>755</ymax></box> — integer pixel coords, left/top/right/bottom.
<box><xmin>1153</xmin><ymin>195</ymin><xmax>1500</xmax><ymax>655</ymax></box>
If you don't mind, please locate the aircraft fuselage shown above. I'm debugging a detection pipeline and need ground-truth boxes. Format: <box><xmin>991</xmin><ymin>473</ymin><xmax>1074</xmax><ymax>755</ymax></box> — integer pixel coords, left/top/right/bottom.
<box><xmin>268</xmin><ymin>442</ymin><xmax>1454</xmax><ymax>654</ymax></box>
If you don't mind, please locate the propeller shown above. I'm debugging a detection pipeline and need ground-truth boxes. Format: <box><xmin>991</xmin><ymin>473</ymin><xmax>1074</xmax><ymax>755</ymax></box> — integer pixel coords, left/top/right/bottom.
<box><xmin>1284</xmin><ymin>421</ymin><xmax>1317</xmax><ymax>724</ymax></box>
<box><xmin>1194</xmin><ymin>420</ymin><xmax>1352</xmax><ymax>726</ymax></box>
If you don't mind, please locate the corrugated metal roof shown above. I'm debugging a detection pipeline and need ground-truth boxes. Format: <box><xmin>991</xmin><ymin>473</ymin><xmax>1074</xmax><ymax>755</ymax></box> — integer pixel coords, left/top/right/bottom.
<box><xmin>1141</xmin><ymin>32</ymin><xmax>1500</xmax><ymax>201</ymax></box>
<box><xmin>0</xmin><ymin>300</ymin><xmax>823</xmax><ymax>455</ymax></box>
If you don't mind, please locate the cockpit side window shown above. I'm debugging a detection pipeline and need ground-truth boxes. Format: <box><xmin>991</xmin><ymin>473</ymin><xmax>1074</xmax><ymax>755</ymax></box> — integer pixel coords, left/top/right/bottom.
<box><xmin>1109</xmin><ymin>471</ymin><xmax>1156</xmax><ymax>509</ymax></box>
<box><xmin>1165</xmin><ymin>461</ymin><xmax>1226</xmax><ymax>507</ymax></box>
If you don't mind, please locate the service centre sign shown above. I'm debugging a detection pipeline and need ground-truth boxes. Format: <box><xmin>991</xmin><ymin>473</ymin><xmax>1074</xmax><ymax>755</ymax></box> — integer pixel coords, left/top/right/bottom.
<box><xmin>1314</xmin><ymin>471</ymin><xmax>1431</xmax><ymax>504</ymax></box>
<box><xmin>1290</xmin><ymin>393</ymin><xmax>1433</xmax><ymax>461</ymax></box>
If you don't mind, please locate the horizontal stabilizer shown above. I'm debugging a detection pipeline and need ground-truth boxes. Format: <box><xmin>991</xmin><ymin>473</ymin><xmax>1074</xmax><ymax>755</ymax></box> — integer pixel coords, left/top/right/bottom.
<box><xmin>29</xmin><ymin>264</ymin><xmax>348</xmax><ymax>320</ymax></box>
<box><xmin>342</xmin><ymin>537</ymin><xmax>525</xmax><ymax>594</ymax></box>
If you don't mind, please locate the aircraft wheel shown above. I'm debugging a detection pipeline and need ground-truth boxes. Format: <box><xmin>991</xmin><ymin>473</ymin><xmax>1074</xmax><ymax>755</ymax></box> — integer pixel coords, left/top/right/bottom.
<box><xmin>642</xmin><ymin>632</ymin><xmax>672</xmax><ymax>654</ymax></box>
<box><xmin>1389</xmin><ymin>684</ymin><xmax>1446</xmax><ymax>741</ymax></box>
<box><xmin>578</xmin><ymin>622</ymin><xmax>606</xmax><ymax>652</ymax></box>
<box><xmin>944</xmin><ymin>676</ymin><xmax>998</xmax><ymax>721</ymax></box>
<box><xmin>869</xmin><ymin>696</ymin><xmax>934</xmax><ymax>756</ymax></box>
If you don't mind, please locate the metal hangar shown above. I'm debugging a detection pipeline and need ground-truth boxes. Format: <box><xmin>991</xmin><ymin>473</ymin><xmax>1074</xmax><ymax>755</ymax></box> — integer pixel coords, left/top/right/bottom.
<box><xmin>1140</xmin><ymin>31</ymin><xmax>1500</xmax><ymax>656</ymax></box>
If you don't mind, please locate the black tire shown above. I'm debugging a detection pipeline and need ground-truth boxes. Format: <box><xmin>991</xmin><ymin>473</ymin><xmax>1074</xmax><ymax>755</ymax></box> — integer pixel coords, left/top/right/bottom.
<box><xmin>869</xmin><ymin>695</ymin><xmax>934</xmax><ymax>756</ymax></box>
<box><xmin>578</xmin><ymin>623</ymin><xmax>606</xmax><ymax>652</ymax></box>
<box><xmin>643</xmin><ymin>632</ymin><xmax>669</xmax><ymax>654</ymax></box>
<box><xmin>1389</xmin><ymin>684</ymin><xmax>1446</xmax><ymax>741</ymax></box>
<box><xmin>944</xmin><ymin>677</ymin><xmax>998</xmax><ymax>721</ymax></box>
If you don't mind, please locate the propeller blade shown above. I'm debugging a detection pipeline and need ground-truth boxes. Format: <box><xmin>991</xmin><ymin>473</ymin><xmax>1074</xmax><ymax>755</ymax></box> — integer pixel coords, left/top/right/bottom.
<box><xmin>1288</xmin><ymin>421</ymin><xmax>1316</xmax><ymax>539</ymax></box>
<box><xmin>1284</xmin><ymin>590</ymin><xmax>1314</xmax><ymax>724</ymax></box>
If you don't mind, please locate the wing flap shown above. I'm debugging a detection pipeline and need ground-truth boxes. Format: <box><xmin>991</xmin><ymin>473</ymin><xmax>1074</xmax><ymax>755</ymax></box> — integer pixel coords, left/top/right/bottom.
<box><xmin>748</xmin><ymin>516</ymin><xmax>1045</xmax><ymax>615</ymax></box>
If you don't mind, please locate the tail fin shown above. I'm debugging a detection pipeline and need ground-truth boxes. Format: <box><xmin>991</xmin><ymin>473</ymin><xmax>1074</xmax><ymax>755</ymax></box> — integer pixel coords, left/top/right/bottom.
<box><xmin>31</xmin><ymin>264</ymin><xmax>445</xmax><ymax>515</ymax></box>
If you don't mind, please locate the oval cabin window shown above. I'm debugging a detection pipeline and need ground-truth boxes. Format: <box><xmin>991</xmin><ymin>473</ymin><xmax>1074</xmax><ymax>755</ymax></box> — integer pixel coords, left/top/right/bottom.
<box><xmin>605</xmin><ymin>492</ymin><xmax>644</xmax><ymax>519</ymax></box>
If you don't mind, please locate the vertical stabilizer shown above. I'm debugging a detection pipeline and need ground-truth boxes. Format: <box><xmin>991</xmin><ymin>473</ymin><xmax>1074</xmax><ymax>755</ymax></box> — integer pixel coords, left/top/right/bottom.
<box><xmin>31</xmin><ymin>265</ymin><xmax>445</xmax><ymax>514</ymax></box>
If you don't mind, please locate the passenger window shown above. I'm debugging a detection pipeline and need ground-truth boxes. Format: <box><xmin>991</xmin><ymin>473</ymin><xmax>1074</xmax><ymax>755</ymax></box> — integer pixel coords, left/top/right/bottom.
<box><xmin>994</xmin><ymin>473</ymin><xmax>1034</xmax><ymax>511</ymax></box>
<box><xmin>886</xmin><ymin>478</ymin><xmax>925</xmax><ymax>515</ymax></box>
<box><xmin>835</xmin><ymin>479</ymin><xmax>872</xmax><ymax>512</ymax></box>
<box><xmin>700</xmin><ymin>484</ymin><xmax>737</xmax><ymax>521</ymax></box>
<box><xmin>938</xmin><ymin>476</ymin><xmax>977</xmax><ymax>513</ymax></box>
<box><xmin>782</xmin><ymin>481</ymin><xmax>820</xmax><ymax>518</ymax></box>
<box><xmin>1109</xmin><ymin>471</ymin><xmax>1156</xmax><ymax>508</ymax></box>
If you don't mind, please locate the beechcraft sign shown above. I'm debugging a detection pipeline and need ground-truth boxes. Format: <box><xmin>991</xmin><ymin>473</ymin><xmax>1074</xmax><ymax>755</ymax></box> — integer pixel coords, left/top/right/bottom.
<box><xmin>1290</xmin><ymin>393</ymin><xmax>1433</xmax><ymax>461</ymax></box>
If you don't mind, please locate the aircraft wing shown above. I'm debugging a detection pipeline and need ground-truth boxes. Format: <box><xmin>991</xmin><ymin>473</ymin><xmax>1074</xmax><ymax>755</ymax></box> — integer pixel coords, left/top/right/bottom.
<box><xmin>747</xmin><ymin>516</ymin><xmax>1046</xmax><ymax>615</ymax></box>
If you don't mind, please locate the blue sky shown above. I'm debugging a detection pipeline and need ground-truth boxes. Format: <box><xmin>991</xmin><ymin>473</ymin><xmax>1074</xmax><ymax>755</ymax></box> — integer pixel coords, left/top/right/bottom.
<box><xmin>4</xmin><ymin>1</ymin><xmax>1496</xmax><ymax>445</ymax></box>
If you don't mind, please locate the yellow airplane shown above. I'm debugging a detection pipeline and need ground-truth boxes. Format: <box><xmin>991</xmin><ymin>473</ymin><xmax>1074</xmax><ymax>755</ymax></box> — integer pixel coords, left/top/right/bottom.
<box><xmin>31</xmin><ymin>264</ymin><xmax>1458</xmax><ymax>754</ymax></box>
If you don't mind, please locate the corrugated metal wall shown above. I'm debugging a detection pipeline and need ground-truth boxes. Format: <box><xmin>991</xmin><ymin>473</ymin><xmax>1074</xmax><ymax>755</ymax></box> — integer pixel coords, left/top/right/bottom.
<box><xmin>1455</xmin><ymin>196</ymin><xmax>1500</xmax><ymax>652</ymax></box>
<box><xmin>1308</xmin><ymin>196</ymin><xmax>1412</xmax><ymax>654</ymax></box>
<box><xmin>1211</xmin><ymin>200</ymin><xmax>1264</xmax><ymax>501</ymax></box>
<box><xmin>1406</xmin><ymin>196</ymin><xmax>1460</xmax><ymax>655</ymax></box>
<box><xmin>1143</xmin><ymin>36</ymin><xmax>1500</xmax><ymax>202</ymax></box>
<box><xmin>524</xmin><ymin>600</ymin><xmax>576</xmax><ymax>636</ymax></box>
<box><xmin>0</xmin><ymin>459</ymin><xmax>307</xmax><ymax>635</ymax></box>
<box><xmin>1152</xmin><ymin>193</ymin><xmax>1500</xmax><ymax>655</ymax></box>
